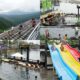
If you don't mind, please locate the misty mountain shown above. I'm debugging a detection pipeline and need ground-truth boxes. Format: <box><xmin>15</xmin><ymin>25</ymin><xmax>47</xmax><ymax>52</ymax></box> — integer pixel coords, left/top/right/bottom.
<box><xmin>0</xmin><ymin>11</ymin><xmax>40</xmax><ymax>32</ymax></box>
<box><xmin>0</xmin><ymin>10</ymin><xmax>40</xmax><ymax>15</ymax></box>
<box><xmin>0</xmin><ymin>17</ymin><xmax>13</xmax><ymax>33</ymax></box>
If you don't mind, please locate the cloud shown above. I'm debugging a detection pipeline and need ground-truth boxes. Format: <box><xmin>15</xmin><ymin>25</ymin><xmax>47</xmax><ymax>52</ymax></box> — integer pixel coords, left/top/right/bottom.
<box><xmin>0</xmin><ymin>0</ymin><xmax>40</xmax><ymax>12</ymax></box>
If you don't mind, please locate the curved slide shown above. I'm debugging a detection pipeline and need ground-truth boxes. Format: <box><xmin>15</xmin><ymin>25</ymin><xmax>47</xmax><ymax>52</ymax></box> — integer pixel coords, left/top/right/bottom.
<box><xmin>64</xmin><ymin>44</ymin><xmax>80</xmax><ymax>62</ymax></box>
<box><xmin>48</xmin><ymin>44</ymin><xmax>77</xmax><ymax>80</ymax></box>
<box><xmin>54</xmin><ymin>44</ymin><xmax>80</xmax><ymax>78</ymax></box>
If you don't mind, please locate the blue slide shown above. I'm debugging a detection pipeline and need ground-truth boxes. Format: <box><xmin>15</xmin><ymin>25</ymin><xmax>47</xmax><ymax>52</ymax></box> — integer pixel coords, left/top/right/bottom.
<box><xmin>48</xmin><ymin>44</ymin><xmax>78</xmax><ymax>80</ymax></box>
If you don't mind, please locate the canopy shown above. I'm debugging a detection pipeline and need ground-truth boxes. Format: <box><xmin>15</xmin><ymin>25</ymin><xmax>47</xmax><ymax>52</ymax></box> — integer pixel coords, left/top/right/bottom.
<box><xmin>11</xmin><ymin>52</ymin><xmax>24</xmax><ymax>58</ymax></box>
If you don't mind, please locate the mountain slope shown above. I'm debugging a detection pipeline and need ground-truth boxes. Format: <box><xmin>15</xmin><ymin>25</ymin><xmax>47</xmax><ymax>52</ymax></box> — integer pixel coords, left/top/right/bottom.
<box><xmin>0</xmin><ymin>12</ymin><xmax>40</xmax><ymax>33</ymax></box>
<box><xmin>0</xmin><ymin>12</ymin><xmax>40</xmax><ymax>25</ymax></box>
<box><xmin>0</xmin><ymin>17</ymin><xmax>13</xmax><ymax>33</ymax></box>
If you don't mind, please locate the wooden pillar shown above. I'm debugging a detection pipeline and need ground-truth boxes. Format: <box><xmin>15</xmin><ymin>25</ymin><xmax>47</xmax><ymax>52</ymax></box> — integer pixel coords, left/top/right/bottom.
<box><xmin>27</xmin><ymin>46</ymin><xmax>29</xmax><ymax>62</ymax></box>
<box><xmin>20</xmin><ymin>48</ymin><xmax>23</xmax><ymax>54</ymax></box>
<box><xmin>20</xmin><ymin>47</ymin><xmax>23</xmax><ymax>60</ymax></box>
<box><xmin>45</xmin><ymin>39</ymin><xmax>47</xmax><ymax>69</ymax></box>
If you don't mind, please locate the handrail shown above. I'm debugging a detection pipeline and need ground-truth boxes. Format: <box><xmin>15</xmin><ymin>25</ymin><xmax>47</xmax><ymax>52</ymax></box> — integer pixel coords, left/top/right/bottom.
<box><xmin>27</xmin><ymin>22</ymin><xmax>40</xmax><ymax>40</ymax></box>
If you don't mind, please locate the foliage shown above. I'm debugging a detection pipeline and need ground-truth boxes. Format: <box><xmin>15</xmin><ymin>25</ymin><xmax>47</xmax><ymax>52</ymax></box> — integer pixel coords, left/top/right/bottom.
<box><xmin>67</xmin><ymin>38</ymin><xmax>78</xmax><ymax>46</ymax></box>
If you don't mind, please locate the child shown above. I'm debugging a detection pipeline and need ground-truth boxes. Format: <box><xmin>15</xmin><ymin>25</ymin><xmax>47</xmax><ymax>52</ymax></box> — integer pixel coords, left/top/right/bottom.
<box><xmin>60</xmin><ymin>43</ymin><xmax>64</xmax><ymax>51</ymax></box>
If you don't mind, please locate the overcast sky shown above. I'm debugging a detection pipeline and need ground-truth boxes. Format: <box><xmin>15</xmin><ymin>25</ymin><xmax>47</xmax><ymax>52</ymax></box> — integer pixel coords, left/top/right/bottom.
<box><xmin>0</xmin><ymin>0</ymin><xmax>40</xmax><ymax>12</ymax></box>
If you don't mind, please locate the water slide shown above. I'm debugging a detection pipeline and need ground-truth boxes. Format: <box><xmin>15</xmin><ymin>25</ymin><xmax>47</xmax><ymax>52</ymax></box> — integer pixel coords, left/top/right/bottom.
<box><xmin>48</xmin><ymin>44</ymin><xmax>77</xmax><ymax>80</ymax></box>
<box><xmin>54</xmin><ymin>44</ymin><xmax>80</xmax><ymax>79</ymax></box>
<box><xmin>64</xmin><ymin>44</ymin><xmax>80</xmax><ymax>62</ymax></box>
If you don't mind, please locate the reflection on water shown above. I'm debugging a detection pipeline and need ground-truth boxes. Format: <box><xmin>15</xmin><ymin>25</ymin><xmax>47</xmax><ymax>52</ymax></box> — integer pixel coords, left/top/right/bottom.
<box><xmin>0</xmin><ymin>63</ymin><xmax>41</xmax><ymax>80</ymax></box>
<box><xmin>0</xmin><ymin>62</ymin><xmax>56</xmax><ymax>80</ymax></box>
<box><xmin>0</xmin><ymin>49</ymin><xmax>44</xmax><ymax>80</ymax></box>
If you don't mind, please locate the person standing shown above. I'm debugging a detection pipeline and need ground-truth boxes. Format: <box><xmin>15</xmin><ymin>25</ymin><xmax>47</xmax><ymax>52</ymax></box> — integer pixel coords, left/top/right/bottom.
<box><xmin>45</xmin><ymin>29</ymin><xmax>50</xmax><ymax>39</ymax></box>
<box><xmin>18</xmin><ymin>25</ymin><xmax>23</xmax><ymax>37</ymax></box>
<box><xmin>64</xmin><ymin>34</ymin><xmax>67</xmax><ymax>40</ymax></box>
<box><xmin>60</xmin><ymin>43</ymin><xmax>64</xmax><ymax>51</ymax></box>
<box><xmin>59</xmin><ymin>34</ymin><xmax>61</xmax><ymax>43</ymax></box>
<box><xmin>63</xmin><ymin>34</ymin><xmax>68</xmax><ymax>44</ymax></box>
<box><xmin>31</xmin><ymin>18</ymin><xmax>36</xmax><ymax>27</ymax></box>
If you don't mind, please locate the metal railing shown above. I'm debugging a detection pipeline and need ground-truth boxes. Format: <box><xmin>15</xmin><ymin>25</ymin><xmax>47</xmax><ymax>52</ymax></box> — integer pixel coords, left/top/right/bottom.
<box><xmin>27</xmin><ymin>22</ymin><xmax>40</xmax><ymax>40</ymax></box>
